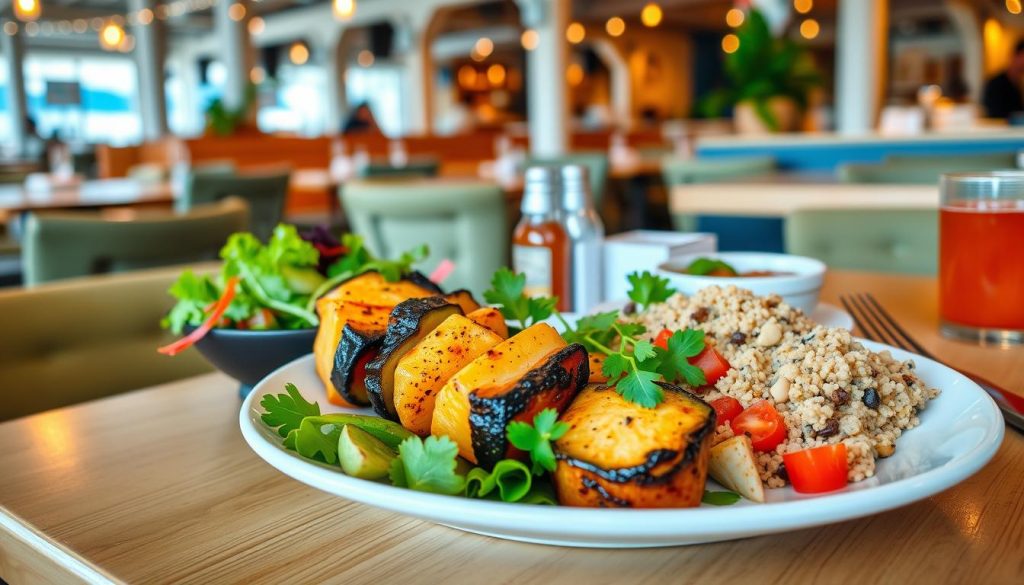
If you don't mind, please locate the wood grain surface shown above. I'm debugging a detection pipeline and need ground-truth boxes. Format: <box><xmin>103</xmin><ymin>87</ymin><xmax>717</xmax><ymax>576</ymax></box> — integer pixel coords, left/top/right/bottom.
<box><xmin>1</xmin><ymin>270</ymin><xmax>1021</xmax><ymax>585</ymax></box>
<box><xmin>670</xmin><ymin>182</ymin><xmax>938</xmax><ymax>216</ymax></box>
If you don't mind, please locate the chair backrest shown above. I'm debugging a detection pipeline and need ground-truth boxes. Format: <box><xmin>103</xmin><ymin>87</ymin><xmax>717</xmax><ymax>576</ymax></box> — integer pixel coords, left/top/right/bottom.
<box><xmin>0</xmin><ymin>264</ymin><xmax>216</xmax><ymax>422</ymax></box>
<box><xmin>358</xmin><ymin>159</ymin><xmax>440</xmax><ymax>179</ymax></box>
<box><xmin>838</xmin><ymin>152</ymin><xmax>1017</xmax><ymax>185</ymax></box>
<box><xmin>784</xmin><ymin>208</ymin><xmax>938</xmax><ymax>275</ymax></box>
<box><xmin>662</xmin><ymin>155</ymin><xmax>777</xmax><ymax>232</ymax></box>
<box><xmin>342</xmin><ymin>179</ymin><xmax>507</xmax><ymax>296</ymax></box>
<box><xmin>525</xmin><ymin>152</ymin><xmax>609</xmax><ymax>207</ymax></box>
<box><xmin>22</xmin><ymin>197</ymin><xmax>249</xmax><ymax>286</ymax></box>
<box><xmin>182</xmin><ymin>168</ymin><xmax>289</xmax><ymax>241</ymax></box>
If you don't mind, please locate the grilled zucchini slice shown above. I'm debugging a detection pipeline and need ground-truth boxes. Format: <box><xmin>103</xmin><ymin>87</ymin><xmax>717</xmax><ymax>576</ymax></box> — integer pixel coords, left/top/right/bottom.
<box><xmin>365</xmin><ymin>297</ymin><xmax>463</xmax><ymax>420</ymax></box>
<box><xmin>393</xmin><ymin>314</ymin><xmax>504</xmax><ymax>436</ymax></box>
<box><xmin>553</xmin><ymin>383</ymin><xmax>716</xmax><ymax>508</ymax></box>
<box><xmin>431</xmin><ymin>323</ymin><xmax>567</xmax><ymax>464</ymax></box>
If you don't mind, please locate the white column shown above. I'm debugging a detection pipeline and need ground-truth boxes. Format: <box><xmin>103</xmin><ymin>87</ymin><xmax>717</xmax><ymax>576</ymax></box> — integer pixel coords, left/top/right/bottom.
<box><xmin>131</xmin><ymin>0</ymin><xmax>168</xmax><ymax>140</ymax></box>
<box><xmin>214</xmin><ymin>0</ymin><xmax>253</xmax><ymax>112</ymax></box>
<box><xmin>836</xmin><ymin>0</ymin><xmax>888</xmax><ymax>134</ymax></box>
<box><xmin>394</xmin><ymin>12</ymin><xmax>433</xmax><ymax>136</ymax></box>
<box><xmin>2</xmin><ymin>26</ymin><xmax>28</xmax><ymax>156</ymax></box>
<box><xmin>518</xmin><ymin>0</ymin><xmax>570</xmax><ymax>156</ymax></box>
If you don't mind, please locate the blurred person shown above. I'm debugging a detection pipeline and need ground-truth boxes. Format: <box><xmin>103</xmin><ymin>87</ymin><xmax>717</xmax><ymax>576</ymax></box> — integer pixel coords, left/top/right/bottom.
<box><xmin>981</xmin><ymin>40</ymin><xmax>1024</xmax><ymax>120</ymax></box>
<box><xmin>23</xmin><ymin>117</ymin><xmax>45</xmax><ymax>163</ymax></box>
<box><xmin>341</xmin><ymin>102</ymin><xmax>381</xmax><ymax>135</ymax></box>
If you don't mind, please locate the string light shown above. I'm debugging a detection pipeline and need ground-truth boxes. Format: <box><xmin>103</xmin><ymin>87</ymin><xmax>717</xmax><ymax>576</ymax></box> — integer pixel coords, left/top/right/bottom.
<box><xmin>99</xmin><ymin>22</ymin><xmax>125</xmax><ymax>51</ymax></box>
<box><xmin>457</xmin><ymin>65</ymin><xmax>477</xmax><ymax>89</ymax></box>
<box><xmin>486</xmin><ymin>63</ymin><xmax>506</xmax><ymax>86</ymax></box>
<box><xmin>14</xmin><ymin>0</ymin><xmax>41</xmax><ymax>23</ymax></box>
<box><xmin>726</xmin><ymin>8</ymin><xmax>745</xmax><ymax>28</ymax></box>
<box><xmin>248</xmin><ymin>16</ymin><xmax>265</xmax><ymax>35</ymax></box>
<box><xmin>794</xmin><ymin>0</ymin><xmax>813</xmax><ymax>14</ymax></box>
<box><xmin>137</xmin><ymin>9</ymin><xmax>154</xmax><ymax>26</ymax></box>
<box><xmin>722</xmin><ymin>33</ymin><xmax>739</xmax><ymax>54</ymax></box>
<box><xmin>250</xmin><ymin>66</ymin><xmax>266</xmax><ymax>84</ymax></box>
<box><xmin>228</xmin><ymin>3</ymin><xmax>246</xmax><ymax>22</ymax></box>
<box><xmin>473</xmin><ymin>37</ymin><xmax>494</xmax><ymax>60</ymax></box>
<box><xmin>566</xmin><ymin>22</ymin><xmax>585</xmax><ymax>44</ymax></box>
<box><xmin>799</xmin><ymin>18</ymin><xmax>819</xmax><ymax>39</ymax></box>
<box><xmin>334</xmin><ymin>0</ymin><xmax>356</xmax><ymax>21</ymax></box>
<box><xmin>566</xmin><ymin>63</ymin><xmax>584</xmax><ymax>86</ymax></box>
<box><xmin>357</xmin><ymin>49</ymin><xmax>374</xmax><ymax>67</ymax></box>
<box><xmin>1007</xmin><ymin>0</ymin><xmax>1022</xmax><ymax>15</ymax></box>
<box><xmin>641</xmin><ymin>3</ymin><xmax>663</xmax><ymax>28</ymax></box>
<box><xmin>521</xmin><ymin>28</ymin><xmax>538</xmax><ymax>51</ymax></box>
<box><xmin>289</xmin><ymin>41</ymin><xmax>309</xmax><ymax>65</ymax></box>
<box><xmin>3</xmin><ymin>22</ymin><xmax>18</xmax><ymax>36</ymax></box>
<box><xmin>605</xmin><ymin>16</ymin><xmax>625</xmax><ymax>37</ymax></box>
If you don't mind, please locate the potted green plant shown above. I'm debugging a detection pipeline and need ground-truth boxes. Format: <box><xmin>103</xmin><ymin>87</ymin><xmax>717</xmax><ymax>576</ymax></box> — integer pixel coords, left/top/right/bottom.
<box><xmin>204</xmin><ymin>84</ymin><xmax>258</xmax><ymax>136</ymax></box>
<box><xmin>699</xmin><ymin>9</ymin><xmax>822</xmax><ymax>133</ymax></box>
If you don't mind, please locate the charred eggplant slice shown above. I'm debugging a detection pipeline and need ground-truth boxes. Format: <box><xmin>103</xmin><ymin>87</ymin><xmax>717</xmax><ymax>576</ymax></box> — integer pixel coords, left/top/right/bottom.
<box><xmin>469</xmin><ymin>343</ymin><xmax>589</xmax><ymax>468</ymax></box>
<box><xmin>331</xmin><ymin>321</ymin><xmax>385</xmax><ymax>407</ymax></box>
<box><xmin>365</xmin><ymin>297</ymin><xmax>463</xmax><ymax>420</ymax></box>
<box><xmin>553</xmin><ymin>382</ymin><xmax>716</xmax><ymax>508</ymax></box>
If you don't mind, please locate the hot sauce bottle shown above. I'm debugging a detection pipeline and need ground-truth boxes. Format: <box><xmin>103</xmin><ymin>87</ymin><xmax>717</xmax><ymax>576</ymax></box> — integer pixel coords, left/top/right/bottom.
<box><xmin>513</xmin><ymin>166</ymin><xmax>571</xmax><ymax>311</ymax></box>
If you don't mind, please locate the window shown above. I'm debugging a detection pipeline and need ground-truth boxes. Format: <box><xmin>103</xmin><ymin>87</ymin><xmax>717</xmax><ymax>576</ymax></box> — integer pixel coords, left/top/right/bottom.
<box><xmin>23</xmin><ymin>53</ymin><xmax>142</xmax><ymax>145</ymax></box>
<box><xmin>345</xmin><ymin>65</ymin><xmax>404</xmax><ymax>137</ymax></box>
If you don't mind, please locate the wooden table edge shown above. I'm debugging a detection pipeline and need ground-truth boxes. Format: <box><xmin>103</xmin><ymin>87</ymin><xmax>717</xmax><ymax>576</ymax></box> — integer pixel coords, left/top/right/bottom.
<box><xmin>0</xmin><ymin>505</ymin><xmax>121</xmax><ymax>585</ymax></box>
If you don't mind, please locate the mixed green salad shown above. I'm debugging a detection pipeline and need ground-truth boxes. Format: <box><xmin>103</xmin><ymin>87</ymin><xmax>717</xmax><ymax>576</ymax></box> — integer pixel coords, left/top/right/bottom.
<box><xmin>159</xmin><ymin>224</ymin><xmax>427</xmax><ymax>356</ymax></box>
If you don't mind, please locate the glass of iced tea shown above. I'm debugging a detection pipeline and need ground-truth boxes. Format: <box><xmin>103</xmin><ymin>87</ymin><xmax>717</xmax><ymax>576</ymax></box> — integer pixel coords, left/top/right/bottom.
<box><xmin>939</xmin><ymin>171</ymin><xmax>1024</xmax><ymax>346</ymax></box>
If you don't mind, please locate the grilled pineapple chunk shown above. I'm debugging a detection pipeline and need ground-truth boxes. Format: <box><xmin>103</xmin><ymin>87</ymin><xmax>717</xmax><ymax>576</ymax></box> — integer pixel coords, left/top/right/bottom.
<box><xmin>553</xmin><ymin>383</ymin><xmax>716</xmax><ymax>508</ymax></box>
<box><xmin>393</xmin><ymin>314</ymin><xmax>504</xmax><ymax>436</ymax></box>
<box><xmin>431</xmin><ymin>323</ymin><xmax>566</xmax><ymax>464</ymax></box>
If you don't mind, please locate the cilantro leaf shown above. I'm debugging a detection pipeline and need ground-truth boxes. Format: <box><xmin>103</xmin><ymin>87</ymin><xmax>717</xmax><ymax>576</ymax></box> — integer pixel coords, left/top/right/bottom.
<box><xmin>702</xmin><ymin>490</ymin><xmax>741</xmax><ymax>506</ymax></box>
<box><xmin>657</xmin><ymin>329</ymin><xmax>708</xmax><ymax>387</ymax></box>
<box><xmin>483</xmin><ymin>268</ymin><xmax>556</xmax><ymax>329</ymax></box>
<box><xmin>632</xmin><ymin>340</ymin><xmax>657</xmax><ymax>363</ymax></box>
<box><xmin>259</xmin><ymin>383</ymin><xmax>321</xmax><ymax>437</ymax></box>
<box><xmin>390</xmin><ymin>435</ymin><xmax>466</xmax><ymax>495</ymax></box>
<box><xmin>626</xmin><ymin>271</ymin><xmax>676</xmax><ymax>311</ymax></box>
<box><xmin>507</xmin><ymin>408</ymin><xmax>569</xmax><ymax>475</ymax></box>
<box><xmin>601</xmin><ymin>353</ymin><xmax>630</xmax><ymax>379</ymax></box>
<box><xmin>616</xmin><ymin>370</ymin><xmax>664</xmax><ymax>408</ymax></box>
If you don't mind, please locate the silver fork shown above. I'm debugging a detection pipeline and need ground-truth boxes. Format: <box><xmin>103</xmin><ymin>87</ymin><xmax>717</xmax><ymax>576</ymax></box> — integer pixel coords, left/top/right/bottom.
<box><xmin>840</xmin><ymin>292</ymin><xmax>1024</xmax><ymax>433</ymax></box>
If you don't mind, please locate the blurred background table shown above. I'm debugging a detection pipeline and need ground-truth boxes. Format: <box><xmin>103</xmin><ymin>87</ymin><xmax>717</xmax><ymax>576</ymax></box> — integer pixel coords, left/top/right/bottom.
<box><xmin>1</xmin><ymin>270</ymin><xmax>1020</xmax><ymax>585</ymax></box>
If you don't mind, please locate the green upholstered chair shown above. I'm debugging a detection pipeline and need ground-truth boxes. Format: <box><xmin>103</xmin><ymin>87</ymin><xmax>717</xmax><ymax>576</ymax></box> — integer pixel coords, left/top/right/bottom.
<box><xmin>341</xmin><ymin>179</ymin><xmax>507</xmax><ymax>296</ymax></box>
<box><xmin>662</xmin><ymin>155</ymin><xmax>777</xmax><ymax>232</ymax></box>
<box><xmin>784</xmin><ymin>208</ymin><xmax>938</xmax><ymax>275</ymax></box>
<box><xmin>838</xmin><ymin>152</ymin><xmax>1017</xmax><ymax>185</ymax></box>
<box><xmin>525</xmin><ymin>152</ymin><xmax>610</xmax><ymax>207</ymax></box>
<box><xmin>22</xmin><ymin>197</ymin><xmax>249</xmax><ymax>286</ymax></box>
<box><xmin>0</xmin><ymin>264</ymin><xmax>217</xmax><ymax>422</ymax></box>
<box><xmin>180</xmin><ymin>167</ymin><xmax>289</xmax><ymax>241</ymax></box>
<box><xmin>358</xmin><ymin>159</ymin><xmax>440</xmax><ymax>179</ymax></box>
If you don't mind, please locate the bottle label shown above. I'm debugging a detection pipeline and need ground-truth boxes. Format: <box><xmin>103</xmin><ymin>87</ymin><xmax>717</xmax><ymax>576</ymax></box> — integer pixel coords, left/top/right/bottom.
<box><xmin>513</xmin><ymin>245</ymin><xmax>553</xmax><ymax>298</ymax></box>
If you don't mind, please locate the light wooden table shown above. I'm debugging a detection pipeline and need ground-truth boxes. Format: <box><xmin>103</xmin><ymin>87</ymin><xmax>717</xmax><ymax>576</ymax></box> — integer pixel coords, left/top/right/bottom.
<box><xmin>1</xmin><ymin>271</ymin><xmax>1021</xmax><ymax>585</ymax></box>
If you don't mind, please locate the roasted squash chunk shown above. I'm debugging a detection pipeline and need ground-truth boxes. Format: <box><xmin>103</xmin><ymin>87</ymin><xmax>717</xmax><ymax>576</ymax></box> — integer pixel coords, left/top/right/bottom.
<box><xmin>366</xmin><ymin>298</ymin><xmax>463</xmax><ymax>420</ymax></box>
<box><xmin>466</xmin><ymin>307</ymin><xmax>509</xmax><ymax>339</ymax></box>
<box><xmin>444</xmin><ymin>289</ymin><xmax>482</xmax><ymax>315</ymax></box>
<box><xmin>393</xmin><ymin>314</ymin><xmax>504</xmax><ymax>436</ymax></box>
<box><xmin>553</xmin><ymin>383</ymin><xmax>716</xmax><ymax>508</ymax></box>
<box><xmin>313</xmin><ymin>271</ymin><xmax>438</xmax><ymax>406</ymax></box>
<box><xmin>469</xmin><ymin>344</ymin><xmax>588</xmax><ymax>468</ymax></box>
<box><xmin>319</xmin><ymin>270</ymin><xmax>440</xmax><ymax>305</ymax></box>
<box><xmin>314</xmin><ymin>299</ymin><xmax>390</xmax><ymax>406</ymax></box>
<box><xmin>431</xmin><ymin>322</ymin><xmax>566</xmax><ymax>464</ymax></box>
<box><xmin>588</xmin><ymin>352</ymin><xmax>608</xmax><ymax>384</ymax></box>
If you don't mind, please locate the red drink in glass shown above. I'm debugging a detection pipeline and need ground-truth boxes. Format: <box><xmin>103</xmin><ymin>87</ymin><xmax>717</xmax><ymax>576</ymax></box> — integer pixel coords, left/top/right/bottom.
<box><xmin>939</xmin><ymin>172</ymin><xmax>1024</xmax><ymax>345</ymax></box>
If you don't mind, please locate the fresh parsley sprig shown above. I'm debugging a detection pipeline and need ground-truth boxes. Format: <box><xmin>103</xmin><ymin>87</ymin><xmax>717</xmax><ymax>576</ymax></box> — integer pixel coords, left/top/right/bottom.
<box><xmin>389</xmin><ymin>435</ymin><xmax>467</xmax><ymax>496</ymax></box>
<box><xmin>507</xmin><ymin>409</ymin><xmax>570</xmax><ymax>475</ymax></box>
<box><xmin>483</xmin><ymin>268</ymin><xmax>557</xmax><ymax>330</ymax></box>
<box><xmin>626</xmin><ymin>270</ymin><xmax>676</xmax><ymax>311</ymax></box>
<box><xmin>259</xmin><ymin>383</ymin><xmax>320</xmax><ymax>437</ymax></box>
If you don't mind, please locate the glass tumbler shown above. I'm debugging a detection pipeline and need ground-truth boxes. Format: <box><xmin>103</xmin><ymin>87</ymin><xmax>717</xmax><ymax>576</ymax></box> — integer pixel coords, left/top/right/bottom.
<box><xmin>939</xmin><ymin>171</ymin><xmax>1024</xmax><ymax>346</ymax></box>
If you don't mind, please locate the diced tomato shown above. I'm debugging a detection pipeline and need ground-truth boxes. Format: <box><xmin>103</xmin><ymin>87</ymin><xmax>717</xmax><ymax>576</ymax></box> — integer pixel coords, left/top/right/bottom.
<box><xmin>654</xmin><ymin>328</ymin><xmax>673</xmax><ymax>350</ymax></box>
<box><xmin>709</xmin><ymin>396</ymin><xmax>744</xmax><ymax>425</ymax></box>
<box><xmin>730</xmin><ymin>400</ymin><xmax>787</xmax><ymax>452</ymax></box>
<box><xmin>244</xmin><ymin>308</ymin><xmax>277</xmax><ymax>330</ymax></box>
<box><xmin>689</xmin><ymin>346</ymin><xmax>731</xmax><ymax>385</ymax></box>
<box><xmin>783</xmin><ymin>443</ymin><xmax>849</xmax><ymax>494</ymax></box>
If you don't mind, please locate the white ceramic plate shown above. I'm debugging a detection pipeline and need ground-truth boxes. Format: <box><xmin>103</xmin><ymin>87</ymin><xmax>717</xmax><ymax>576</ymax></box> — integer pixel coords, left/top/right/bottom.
<box><xmin>239</xmin><ymin>341</ymin><xmax>1003</xmax><ymax>548</ymax></box>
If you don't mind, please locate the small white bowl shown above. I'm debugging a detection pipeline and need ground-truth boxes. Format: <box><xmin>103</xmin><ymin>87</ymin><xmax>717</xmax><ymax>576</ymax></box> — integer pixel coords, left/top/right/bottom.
<box><xmin>657</xmin><ymin>252</ymin><xmax>826</xmax><ymax>313</ymax></box>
